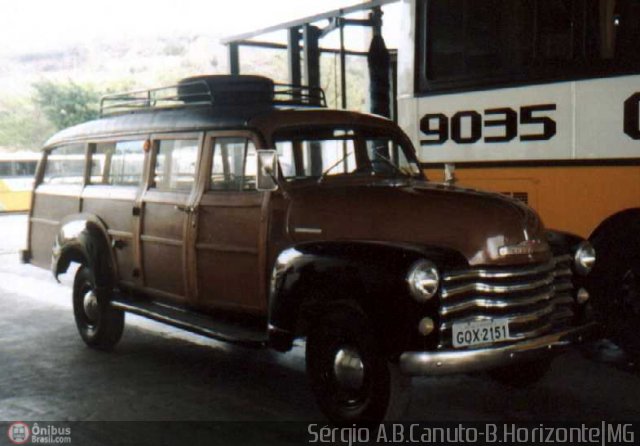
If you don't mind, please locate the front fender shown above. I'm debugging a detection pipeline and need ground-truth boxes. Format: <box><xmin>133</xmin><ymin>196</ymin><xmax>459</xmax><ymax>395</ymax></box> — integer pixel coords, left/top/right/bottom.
<box><xmin>268</xmin><ymin>240</ymin><xmax>467</xmax><ymax>353</ymax></box>
<box><xmin>52</xmin><ymin>214</ymin><xmax>116</xmax><ymax>288</ymax></box>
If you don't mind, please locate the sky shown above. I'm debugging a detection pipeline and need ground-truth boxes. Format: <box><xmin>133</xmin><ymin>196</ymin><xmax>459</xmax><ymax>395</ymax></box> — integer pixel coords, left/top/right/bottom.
<box><xmin>0</xmin><ymin>0</ymin><xmax>367</xmax><ymax>56</ymax></box>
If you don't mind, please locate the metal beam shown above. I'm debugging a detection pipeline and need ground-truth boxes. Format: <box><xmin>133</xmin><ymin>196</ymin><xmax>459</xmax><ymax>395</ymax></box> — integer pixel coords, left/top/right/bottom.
<box><xmin>221</xmin><ymin>0</ymin><xmax>399</xmax><ymax>44</ymax></box>
<box><xmin>230</xmin><ymin>39</ymin><xmax>369</xmax><ymax>57</ymax></box>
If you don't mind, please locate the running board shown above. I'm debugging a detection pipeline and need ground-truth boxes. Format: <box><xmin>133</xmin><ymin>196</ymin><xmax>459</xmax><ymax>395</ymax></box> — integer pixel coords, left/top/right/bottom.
<box><xmin>110</xmin><ymin>296</ymin><xmax>268</xmax><ymax>348</ymax></box>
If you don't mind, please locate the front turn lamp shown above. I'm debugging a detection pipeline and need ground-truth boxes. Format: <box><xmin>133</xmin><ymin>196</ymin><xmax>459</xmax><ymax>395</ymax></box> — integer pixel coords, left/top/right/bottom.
<box><xmin>574</xmin><ymin>241</ymin><xmax>596</xmax><ymax>276</ymax></box>
<box><xmin>407</xmin><ymin>260</ymin><xmax>440</xmax><ymax>302</ymax></box>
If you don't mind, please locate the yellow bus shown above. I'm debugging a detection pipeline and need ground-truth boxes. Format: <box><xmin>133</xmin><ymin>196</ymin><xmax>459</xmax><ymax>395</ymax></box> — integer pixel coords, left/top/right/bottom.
<box><xmin>0</xmin><ymin>152</ymin><xmax>39</xmax><ymax>212</ymax></box>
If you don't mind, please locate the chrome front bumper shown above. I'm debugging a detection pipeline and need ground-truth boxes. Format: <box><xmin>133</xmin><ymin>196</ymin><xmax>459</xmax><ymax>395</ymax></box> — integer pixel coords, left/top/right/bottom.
<box><xmin>399</xmin><ymin>322</ymin><xmax>598</xmax><ymax>376</ymax></box>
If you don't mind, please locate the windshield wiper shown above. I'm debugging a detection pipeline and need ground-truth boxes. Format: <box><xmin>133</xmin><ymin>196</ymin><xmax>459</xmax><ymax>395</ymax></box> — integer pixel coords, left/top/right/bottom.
<box><xmin>317</xmin><ymin>151</ymin><xmax>354</xmax><ymax>184</ymax></box>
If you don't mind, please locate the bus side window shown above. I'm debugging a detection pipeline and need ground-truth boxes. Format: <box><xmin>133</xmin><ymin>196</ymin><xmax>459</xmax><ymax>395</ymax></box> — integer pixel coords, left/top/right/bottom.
<box><xmin>42</xmin><ymin>144</ymin><xmax>86</xmax><ymax>185</ymax></box>
<box><xmin>0</xmin><ymin>161</ymin><xmax>11</xmax><ymax>177</ymax></box>
<box><xmin>152</xmin><ymin>139</ymin><xmax>198</xmax><ymax>192</ymax></box>
<box><xmin>210</xmin><ymin>138</ymin><xmax>257</xmax><ymax>191</ymax></box>
<box><xmin>90</xmin><ymin>141</ymin><xmax>145</xmax><ymax>186</ymax></box>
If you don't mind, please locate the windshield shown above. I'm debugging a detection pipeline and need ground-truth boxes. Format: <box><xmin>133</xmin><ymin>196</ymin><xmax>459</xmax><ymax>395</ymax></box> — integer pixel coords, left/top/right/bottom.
<box><xmin>274</xmin><ymin>128</ymin><xmax>422</xmax><ymax>181</ymax></box>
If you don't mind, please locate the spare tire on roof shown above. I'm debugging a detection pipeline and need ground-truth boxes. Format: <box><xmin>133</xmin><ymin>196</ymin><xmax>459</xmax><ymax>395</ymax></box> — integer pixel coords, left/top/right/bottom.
<box><xmin>177</xmin><ymin>75</ymin><xmax>275</xmax><ymax>105</ymax></box>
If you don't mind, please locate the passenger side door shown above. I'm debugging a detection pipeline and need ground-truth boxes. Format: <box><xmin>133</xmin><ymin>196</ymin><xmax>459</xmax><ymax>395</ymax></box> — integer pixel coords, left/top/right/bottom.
<box><xmin>83</xmin><ymin>139</ymin><xmax>147</xmax><ymax>287</ymax></box>
<box><xmin>140</xmin><ymin>134</ymin><xmax>201</xmax><ymax>304</ymax></box>
<box><xmin>192</xmin><ymin>133</ymin><xmax>267</xmax><ymax>314</ymax></box>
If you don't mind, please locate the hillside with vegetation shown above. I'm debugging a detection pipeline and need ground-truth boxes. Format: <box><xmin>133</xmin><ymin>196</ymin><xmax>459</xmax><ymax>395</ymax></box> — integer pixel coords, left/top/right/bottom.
<box><xmin>0</xmin><ymin>33</ymin><xmax>369</xmax><ymax>152</ymax></box>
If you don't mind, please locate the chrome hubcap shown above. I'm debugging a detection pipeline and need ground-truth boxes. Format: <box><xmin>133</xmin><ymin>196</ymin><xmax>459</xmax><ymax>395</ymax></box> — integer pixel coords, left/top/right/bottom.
<box><xmin>333</xmin><ymin>347</ymin><xmax>364</xmax><ymax>391</ymax></box>
<box><xmin>83</xmin><ymin>290</ymin><xmax>99</xmax><ymax>323</ymax></box>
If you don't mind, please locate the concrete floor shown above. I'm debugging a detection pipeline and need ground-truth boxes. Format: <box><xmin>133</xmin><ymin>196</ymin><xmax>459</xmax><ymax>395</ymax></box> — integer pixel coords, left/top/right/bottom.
<box><xmin>0</xmin><ymin>214</ymin><xmax>639</xmax><ymax>442</ymax></box>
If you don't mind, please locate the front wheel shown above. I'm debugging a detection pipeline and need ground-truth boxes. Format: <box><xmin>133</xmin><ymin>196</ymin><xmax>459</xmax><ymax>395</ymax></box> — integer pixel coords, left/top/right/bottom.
<box><xmin>305</xmin><ymin>307</ymin><xmax>411</xmax><ymax>423</ymax></box>
<box><xmin>73</xmin><ymin>265</ymin><xmax>125</xmax><ymax>351</ymax></box>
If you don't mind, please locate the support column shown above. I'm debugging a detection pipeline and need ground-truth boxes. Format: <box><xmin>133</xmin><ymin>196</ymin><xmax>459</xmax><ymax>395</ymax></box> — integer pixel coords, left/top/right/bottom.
<box><xmin>303</xmin><ymin>24</ymin><xmax>323</xmax><ymax>176</ymax></box>
<box><xmin>228</xmin><ymin>43</ymin><xmax>240</xmax><ymax>75</ymax></box>
<box><xmin>367</xmin><ymin>8</ymin><xmax>390</xmax><ymax>118</ymax></box>
<box><xmin>287</xmin><ymin>27</ymin><xmax>301</xmax><ymax>86</ymax></box>
<box><xmin>303</xmin><ymin>24</ymin><xmax>321</xmax><ymax>92</ymax></box>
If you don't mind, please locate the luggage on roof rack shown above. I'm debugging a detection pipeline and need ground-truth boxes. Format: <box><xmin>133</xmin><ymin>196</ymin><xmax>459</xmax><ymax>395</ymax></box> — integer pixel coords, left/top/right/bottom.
<box><xmin>99</xmin><ymin>75</ymin><xmax>327</xmax><ymax>117</ymax></box>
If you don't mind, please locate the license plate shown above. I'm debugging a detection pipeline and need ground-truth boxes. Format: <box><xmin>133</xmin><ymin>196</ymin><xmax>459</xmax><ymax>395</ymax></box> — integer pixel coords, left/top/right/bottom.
<box><xmin>452</xmin><ymin>318</ymin><xmax>512</xmax><ymax>348</ymax></box>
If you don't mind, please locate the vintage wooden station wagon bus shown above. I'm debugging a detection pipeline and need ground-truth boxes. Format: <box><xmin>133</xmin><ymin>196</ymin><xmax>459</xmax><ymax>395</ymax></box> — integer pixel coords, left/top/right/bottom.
<box><xmin>23</xmin><ymin>75</ymin><xmax>597</xmax><ymax>422</ymax></box>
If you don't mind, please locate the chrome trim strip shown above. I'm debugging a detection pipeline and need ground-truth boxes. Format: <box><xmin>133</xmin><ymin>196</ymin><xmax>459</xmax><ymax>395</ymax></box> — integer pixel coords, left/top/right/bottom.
<box><xmin>107</xmin><ymin>229</ymin><xmax>133</xmax><ymax>239</ymax></box>
<box><xmin>195</xmin><ymin>243</ymin><xmax>258</xmax><ymax>255</ymax></box>
<box><xmin>439</xmin><ymin>303</ymin><xmax>556</xmax><ymax>331</ymax></box>
<box><xmin>140</xmin><ymin>234</ymin><xmax>182</xmax><ymax>247</ymax></box>
<box><xmin>439</xmin><ymin>290</ymin><xmax>555</xmax><ymax>316</ymax></box>
<box><xmin>441</xmin><ymin>275</ymin><xmax>555</xmax><ymax>298</ymax></box>
<box><xmin>30</xmin><ymin>217</ymin><xmax>60</xmax><ymax>226</ymax></box>
<box><xmin>554</xmin><ymin>268</ymin><xmax>572</xmax><ymax>278</ymax></box>
<box><xmin>399</xmin><ymin>322</ymin><xmax>597</xmax><ymax>376</ymax></box>
<box><xmin>293</xmin><ymin>227</ymin><xmax>323</xmax><ymax>235</ymax></box>
<box><xmin>508</xmin><ymin>323</ymin><xmax>554</xmax><ymax>341</ymax></box>
<box><xmin>443</xmin><ymin>260</ymin><xmax>555</xmax><ymax>282</ymax></box>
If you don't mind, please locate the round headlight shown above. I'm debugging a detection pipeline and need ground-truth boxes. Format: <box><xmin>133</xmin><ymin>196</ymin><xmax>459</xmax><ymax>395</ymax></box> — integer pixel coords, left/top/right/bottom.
<box><xmin>407</xmin><ymin>260</ymin><xmax>440</xmax><ymax>302</ymax></box>
<box><xmin>574</xmin><ymin>241</ymin><xmax>596</xmax><ymax>276</ymax></box>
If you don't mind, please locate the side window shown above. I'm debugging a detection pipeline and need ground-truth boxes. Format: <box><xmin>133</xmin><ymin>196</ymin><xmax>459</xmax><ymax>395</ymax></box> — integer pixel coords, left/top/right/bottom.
<box><xmin>0</xmin><ymin>162</ymin><xmax>12</xmax><ymax>177</ymax></box>
<box><xmin>418</xmin><ymin>0</ymin><xmax>640</xmax><ymax>92</ymax></box>
<box><xmin>43</xmin><ymin>144</ymin><xmax>86</xmax><ymax>185</ymax></box>
<box><xmin>210</xmin><ymin>137</ymin><xmax>256</xmax><ymax>191</ymax></box>
<box><xmin>275</xmin><ymin>138</ymin><xmax>356</xmax><ymax>178</ymax></box>
<box><xmin>14</xmin><ymin>161</ymin><xmax>37</xmax><ymax>177</ymax></box>
<box><xmin>90</xmin><ymin>140</ymin><xmax>145</xmax><ymax>186</ymax></box>
<box><xmin>152</xmin><ymin>139</ymin><xmax>199</xmax><ymax>192</ymax></box>
<box><xmin>276</xmin><ymin>143</ymin><xmax>296</xmax><ymax>178</ymax></box>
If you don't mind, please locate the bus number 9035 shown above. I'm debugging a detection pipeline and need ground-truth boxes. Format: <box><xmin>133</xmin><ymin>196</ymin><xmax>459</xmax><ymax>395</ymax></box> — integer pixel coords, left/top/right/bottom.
<box><xmin>420</xmin><ymin>104</ymin><xmax>557</xmax><ymax>146</ymax></box>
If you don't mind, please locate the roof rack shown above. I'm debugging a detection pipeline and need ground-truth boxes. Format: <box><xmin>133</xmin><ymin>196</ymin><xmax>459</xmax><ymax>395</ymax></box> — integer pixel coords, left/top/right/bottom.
<box><xmin>100</xmin><ymin>75</ymin><xmax>327</xmax><ymax>117</ymax></box>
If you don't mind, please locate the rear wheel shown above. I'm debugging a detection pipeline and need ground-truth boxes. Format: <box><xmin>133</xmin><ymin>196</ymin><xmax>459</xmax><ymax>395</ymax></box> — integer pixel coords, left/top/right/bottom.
<box><xmin>73</xmin><ymin>265</ymin><xmax>125</xmax><ymax>351</ymax></box>
<box><xmin>305</xmin><ymin>306</ymin><xmax>411</xmax><ymax>423</ymax></box>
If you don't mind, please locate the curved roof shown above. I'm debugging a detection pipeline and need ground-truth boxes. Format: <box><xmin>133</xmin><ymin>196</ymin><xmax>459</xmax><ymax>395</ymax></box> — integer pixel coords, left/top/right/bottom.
<box><xmin>44</xmin><ymin>105</ymin><xmax>270</xmax><ymax>148</ymax></box>
<box><xmin>44</xmin><ymin>105</ymin><xmax>397</xmax><ymax>149</ymax></box>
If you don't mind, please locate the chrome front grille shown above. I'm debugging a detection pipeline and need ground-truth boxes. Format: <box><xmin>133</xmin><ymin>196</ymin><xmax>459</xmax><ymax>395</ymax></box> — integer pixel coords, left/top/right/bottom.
<box><xmin>438</xmin><ymin>255</ymin><xmax>575</xmax><ymax>348</ymax></box>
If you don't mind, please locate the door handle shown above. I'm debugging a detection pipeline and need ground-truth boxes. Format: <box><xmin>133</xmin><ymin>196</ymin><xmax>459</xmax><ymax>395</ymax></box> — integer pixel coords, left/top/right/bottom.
<box><xmin>175</xmin><ymin>204</ymin><xmax>197</xmax><ymax>214</ymax></box>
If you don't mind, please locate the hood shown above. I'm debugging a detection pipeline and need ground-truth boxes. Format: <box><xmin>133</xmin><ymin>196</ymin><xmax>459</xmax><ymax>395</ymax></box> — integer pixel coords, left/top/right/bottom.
<box><xmin>286</xmin><ymin>179</ymin><xmax>550</xmax><ymax>266</ymax></box>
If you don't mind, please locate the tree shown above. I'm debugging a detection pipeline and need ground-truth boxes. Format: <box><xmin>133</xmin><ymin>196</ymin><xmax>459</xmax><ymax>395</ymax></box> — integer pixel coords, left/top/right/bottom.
<box><xmin>0</xmin><ymin>97</ymin><xmax>54</xmax><ymax>150</ymax></box>
<box><xmin>32</xmin><ymin>80</ymin><xmax>100</xmax><ymax>131</ymax></box>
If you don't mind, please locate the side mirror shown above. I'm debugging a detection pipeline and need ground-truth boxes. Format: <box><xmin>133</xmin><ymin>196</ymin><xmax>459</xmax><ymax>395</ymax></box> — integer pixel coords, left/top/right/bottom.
<box><xmin>256</xmin><ymin>150</ymin><xmax>279</xmax><ymax>191</ymax></box>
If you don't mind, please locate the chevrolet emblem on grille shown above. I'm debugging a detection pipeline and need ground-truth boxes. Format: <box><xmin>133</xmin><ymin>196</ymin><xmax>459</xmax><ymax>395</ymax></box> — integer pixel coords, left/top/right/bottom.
<box><xmin>498</xmin><ymin>239</ymin><xmax>549</xmax><ymax>257</ymax></box>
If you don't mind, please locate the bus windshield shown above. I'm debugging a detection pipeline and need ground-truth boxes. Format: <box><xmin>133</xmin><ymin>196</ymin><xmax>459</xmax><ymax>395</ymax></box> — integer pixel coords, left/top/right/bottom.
<box><xmin>274</xmin><ymin>128</ymin><xmax>422</xmax><ymax>181</ymax></box>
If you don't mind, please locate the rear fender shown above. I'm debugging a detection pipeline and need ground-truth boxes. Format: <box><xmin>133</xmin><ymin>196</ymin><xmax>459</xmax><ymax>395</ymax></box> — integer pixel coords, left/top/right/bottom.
<box><xmin>52</xmin><ymin>214</ymin><xmax>116</xmax><ymax>289</ymax></box>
